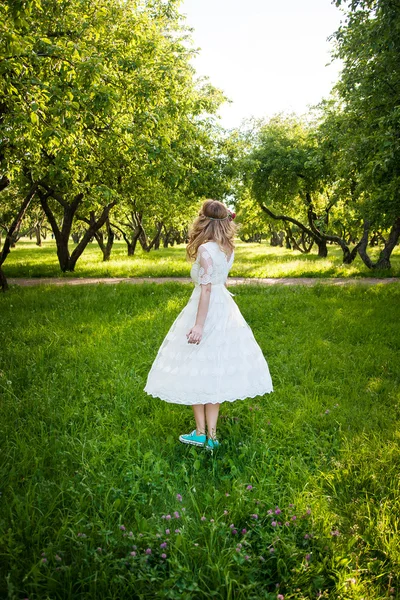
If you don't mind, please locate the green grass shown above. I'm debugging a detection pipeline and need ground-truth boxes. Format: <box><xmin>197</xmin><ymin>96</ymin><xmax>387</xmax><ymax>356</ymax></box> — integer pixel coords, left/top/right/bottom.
<box><xmin>4</xmin><ymin>238</ymin><xmax>400</xmax><ymax>279</ymax></box>
<box><xmin>1</xmin><ymin>283</ymin><xmax>400</xmax><ymax>599</ymax></box>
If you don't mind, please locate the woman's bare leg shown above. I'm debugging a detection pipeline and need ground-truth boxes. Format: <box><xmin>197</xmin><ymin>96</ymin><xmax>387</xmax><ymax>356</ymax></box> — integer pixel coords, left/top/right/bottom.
<box><xmin>205</xmin><ymin>403</ymin><xmax>220</xmax><ymax>439</ymax></box>
<box><xmin>192</xmin><ymin>404</ymin><xmax>206</xmax><ymax>435</ymax></box>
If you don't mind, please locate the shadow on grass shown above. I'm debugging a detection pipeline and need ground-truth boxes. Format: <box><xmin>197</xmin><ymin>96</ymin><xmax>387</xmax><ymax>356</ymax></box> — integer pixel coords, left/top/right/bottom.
<box><xmin>4</xmin><ymin>239</ymin><xmax>400</xmax><ymax>279</ymax></box>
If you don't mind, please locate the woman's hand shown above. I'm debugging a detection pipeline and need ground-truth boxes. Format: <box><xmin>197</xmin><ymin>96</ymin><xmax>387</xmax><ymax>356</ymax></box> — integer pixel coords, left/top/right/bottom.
<box><xmin>186</xmin><ymin>324</ymin><xmax>203</xmax><ymax>344</ymax></box>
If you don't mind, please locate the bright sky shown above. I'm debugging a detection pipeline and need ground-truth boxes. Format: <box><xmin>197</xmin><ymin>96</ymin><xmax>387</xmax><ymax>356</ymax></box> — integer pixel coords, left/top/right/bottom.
<box><xmin>180</xmin><ymin>0</ymin><xmax>344</xmax><ymax>128</ymax></box>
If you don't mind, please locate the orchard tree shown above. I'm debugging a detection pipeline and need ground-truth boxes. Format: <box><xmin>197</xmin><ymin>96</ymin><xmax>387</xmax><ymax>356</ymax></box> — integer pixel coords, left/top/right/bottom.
<box><xmin>332</xmin><ymin>0</ymin><xmax>400</xmax><ymax>268</ymax></box>
<box><xmin>0</xmin><ymin>0</ymin><xmax>226</xmax><ymax>281</ymax></box>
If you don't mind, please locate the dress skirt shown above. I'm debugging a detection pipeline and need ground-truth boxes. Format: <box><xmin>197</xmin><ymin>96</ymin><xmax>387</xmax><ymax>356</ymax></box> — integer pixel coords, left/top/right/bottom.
<box><xmin>144</xmin><ymin>284</ymin><xmax>273</xmax><ymax>405</ymax></box>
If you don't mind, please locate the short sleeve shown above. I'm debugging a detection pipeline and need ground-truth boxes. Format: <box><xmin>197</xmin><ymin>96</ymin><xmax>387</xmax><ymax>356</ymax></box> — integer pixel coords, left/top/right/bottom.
<box><xmin>198</xmin><ymin>245</ymin><xmax>213</xmax><ymax>285</ymax></box>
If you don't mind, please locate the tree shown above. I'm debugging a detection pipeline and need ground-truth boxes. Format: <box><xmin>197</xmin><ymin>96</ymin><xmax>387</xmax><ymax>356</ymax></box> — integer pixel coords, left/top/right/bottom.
<box><xmin>0</xmin><ymin>0</ymin><xmax>227</xmax><ymax>281</ymax></box>
<box><xmin>331</xmin><ymin>0</ymin><xmax>400</xmax><ymax>268</ymax></box>
<box><xmin>245</xmin><ymin>115</ymin><xmax>351</xmax><ymax>259</ymax></box>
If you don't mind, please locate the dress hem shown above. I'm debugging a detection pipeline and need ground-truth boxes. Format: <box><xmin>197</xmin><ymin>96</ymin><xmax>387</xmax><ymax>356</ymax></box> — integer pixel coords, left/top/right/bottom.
<box><xmin>143</xmin><ymin>388</ymin><xmax>274</xmax><ymax>406</ymax></box>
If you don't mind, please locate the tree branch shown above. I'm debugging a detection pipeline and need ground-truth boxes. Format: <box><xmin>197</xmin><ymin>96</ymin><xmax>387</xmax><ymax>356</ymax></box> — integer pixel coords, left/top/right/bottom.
<box><xmin>260</xmin><ymin>204</ymin><xmax>315</xmax><ymax>238</ymax></box>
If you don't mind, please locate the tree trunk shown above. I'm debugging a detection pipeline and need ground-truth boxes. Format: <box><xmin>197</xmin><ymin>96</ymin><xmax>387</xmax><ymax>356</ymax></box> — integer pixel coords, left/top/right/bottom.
<box><xmin>357</xmin><ymin>218</ymin><xmax>400</xmax><ymax>270</ymax></box>
<box><xmin>110</xmin><ymin>220</ymin><xmax>142</xmax><ymax>256</ymax></box>
<box><xmin>316</xmin><ymin>238</ymin><xmax>328</xmax><ymax>257</ymax></box>
<box><xmin>0</xmin><ymin>176</ymin><xmax>10</xmax><ymax>193</ymax></box>
<box><xmin>143</xmin><ymin>221</ymin><xmax>163</xmax><ymax>252</ymax></box>
<box><xmin>69</xmin><ymin>203</ymin><xmax>117</xmax><ymax>270</ymax></box>
<box><xmin>284</xmin><ymin>227</ymin><xmax>292</xmax><ymax>249</ymax></box>
<box><xmin>127</xmin><ymin>239</ymin><xmax>138</xmax><ymax>256</ymax></box>
<box><xmin>342</xmin><ymin>244</ymin><xmax>360</xmax><ymax>264</ymax></box>
<box><xmin>94</xmin><ymin>216</ymin><xmax>115</xmax><ymax>261</ymax></box>
<box><xmin>270</xmin><ymin>230</ymin><xmax>280</xmax><ymax>246</ymax></box>
<box><xmin>0</xmin><ymin>183</ymin><xmax>37</xmax><ymax>291</ymax></box>
<box><xmin>35</xmin><ymin>223</ymin><xmax>42</xmax><ymax>246</ymax></box>
<box><xmin>374</xmin><ymin>217</ymin><xmax>400</xmax><ymax>269</ymax></box>
<box><xmin>163</xmin><ymin>226</ymin><xmax>172</xmax><ymax>248</ymax></box>
<box><xmin>39</xmin><ymin>189</ymin><xmax>83</xmax><ymax>272</ymax></box>
<box><xmin>299</xmin><ymin>231</ymin><xmax>314</xmax><ymax>254</ymax></box>
<box><xmin>0</xmin><ymin>266</ymin><xmax>8</xmax><ymax>292</ymax></box>
<box><xmin>39</xmin><ymin>188</ymin><xmax>116</xmax><ymax>271</ymax></box>
<box><xmin>357</xmin><ymin>220</ymin><xmax>375</xmax><ymax>269</ymax></box>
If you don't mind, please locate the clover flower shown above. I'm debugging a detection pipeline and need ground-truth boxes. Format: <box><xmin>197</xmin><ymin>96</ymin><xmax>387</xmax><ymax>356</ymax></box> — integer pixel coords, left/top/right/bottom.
<box><xmin>330</xmin><ymin>529</ymin><xmax>340</xmax><ymax>536</ymax></box>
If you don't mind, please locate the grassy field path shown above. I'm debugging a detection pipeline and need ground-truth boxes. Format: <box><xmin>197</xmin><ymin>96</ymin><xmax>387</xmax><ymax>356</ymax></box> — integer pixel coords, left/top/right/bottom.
<box><xmin>8</xmin><ymin>276</ymin><xmax>400</xmax><ymax>287</ymax></box>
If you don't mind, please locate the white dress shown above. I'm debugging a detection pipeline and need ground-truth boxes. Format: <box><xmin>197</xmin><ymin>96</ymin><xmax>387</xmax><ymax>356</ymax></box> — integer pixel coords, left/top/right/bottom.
<box><xmin>144</xmin><ymin>241</ymin><xmax>273</xmax><ymax>405</ymax></box>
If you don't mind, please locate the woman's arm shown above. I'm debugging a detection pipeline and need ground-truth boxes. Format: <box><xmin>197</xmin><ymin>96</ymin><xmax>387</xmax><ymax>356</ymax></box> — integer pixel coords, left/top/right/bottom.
<box><xmin>187</xmin><ymin>283</ymin><xmax>211</xmax><ymax>344</ymax></box>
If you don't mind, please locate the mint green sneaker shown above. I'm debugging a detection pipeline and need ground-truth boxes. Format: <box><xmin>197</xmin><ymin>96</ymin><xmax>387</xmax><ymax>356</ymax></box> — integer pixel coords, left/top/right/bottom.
<box><xmin>206</xmin><ymin>437</ymin><xmax>221</xmax><ymax>451</ymax></box>
<box><xmin>179</xmin><ymin>429</ymin><xmax>207</xmax><ymax>447</ymax></box>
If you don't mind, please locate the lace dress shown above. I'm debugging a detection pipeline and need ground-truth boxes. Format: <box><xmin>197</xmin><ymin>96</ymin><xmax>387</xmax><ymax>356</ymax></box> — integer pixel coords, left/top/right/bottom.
<box><xmin>144</xmin><ymin>241</ymin><xmax>273</xmax><ymax>405</ymax></box>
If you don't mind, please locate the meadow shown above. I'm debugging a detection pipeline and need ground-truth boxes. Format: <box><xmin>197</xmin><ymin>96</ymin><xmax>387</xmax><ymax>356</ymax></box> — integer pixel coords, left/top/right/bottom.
<box><xmin>1</xmin><ymin>281</ymin><xmax>400</xmax><ymax>599</ymax></box>
<box><xmin>4</xmin><ymin>239</ymin><xmax>400</xmax><ymax>279</ymax></box>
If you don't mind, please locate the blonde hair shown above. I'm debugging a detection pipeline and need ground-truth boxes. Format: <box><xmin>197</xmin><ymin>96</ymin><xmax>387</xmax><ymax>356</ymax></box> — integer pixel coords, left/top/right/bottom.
<box><xmin>186</xmin><ymin>199</ymin><xmax>237</xmax><ymax>261</ymax></box>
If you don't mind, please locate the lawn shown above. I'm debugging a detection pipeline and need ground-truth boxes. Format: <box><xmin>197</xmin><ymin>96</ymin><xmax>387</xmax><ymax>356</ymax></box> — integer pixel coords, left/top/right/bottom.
<box><xmin>1</xmin><ymin>282</ymin><xmax>399</xmax><ymax>599</ymax></box>
<box><xmin>4</xmin><ymin>238</ymin><xmax>400</xmax><ymax>279</ymax></box>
